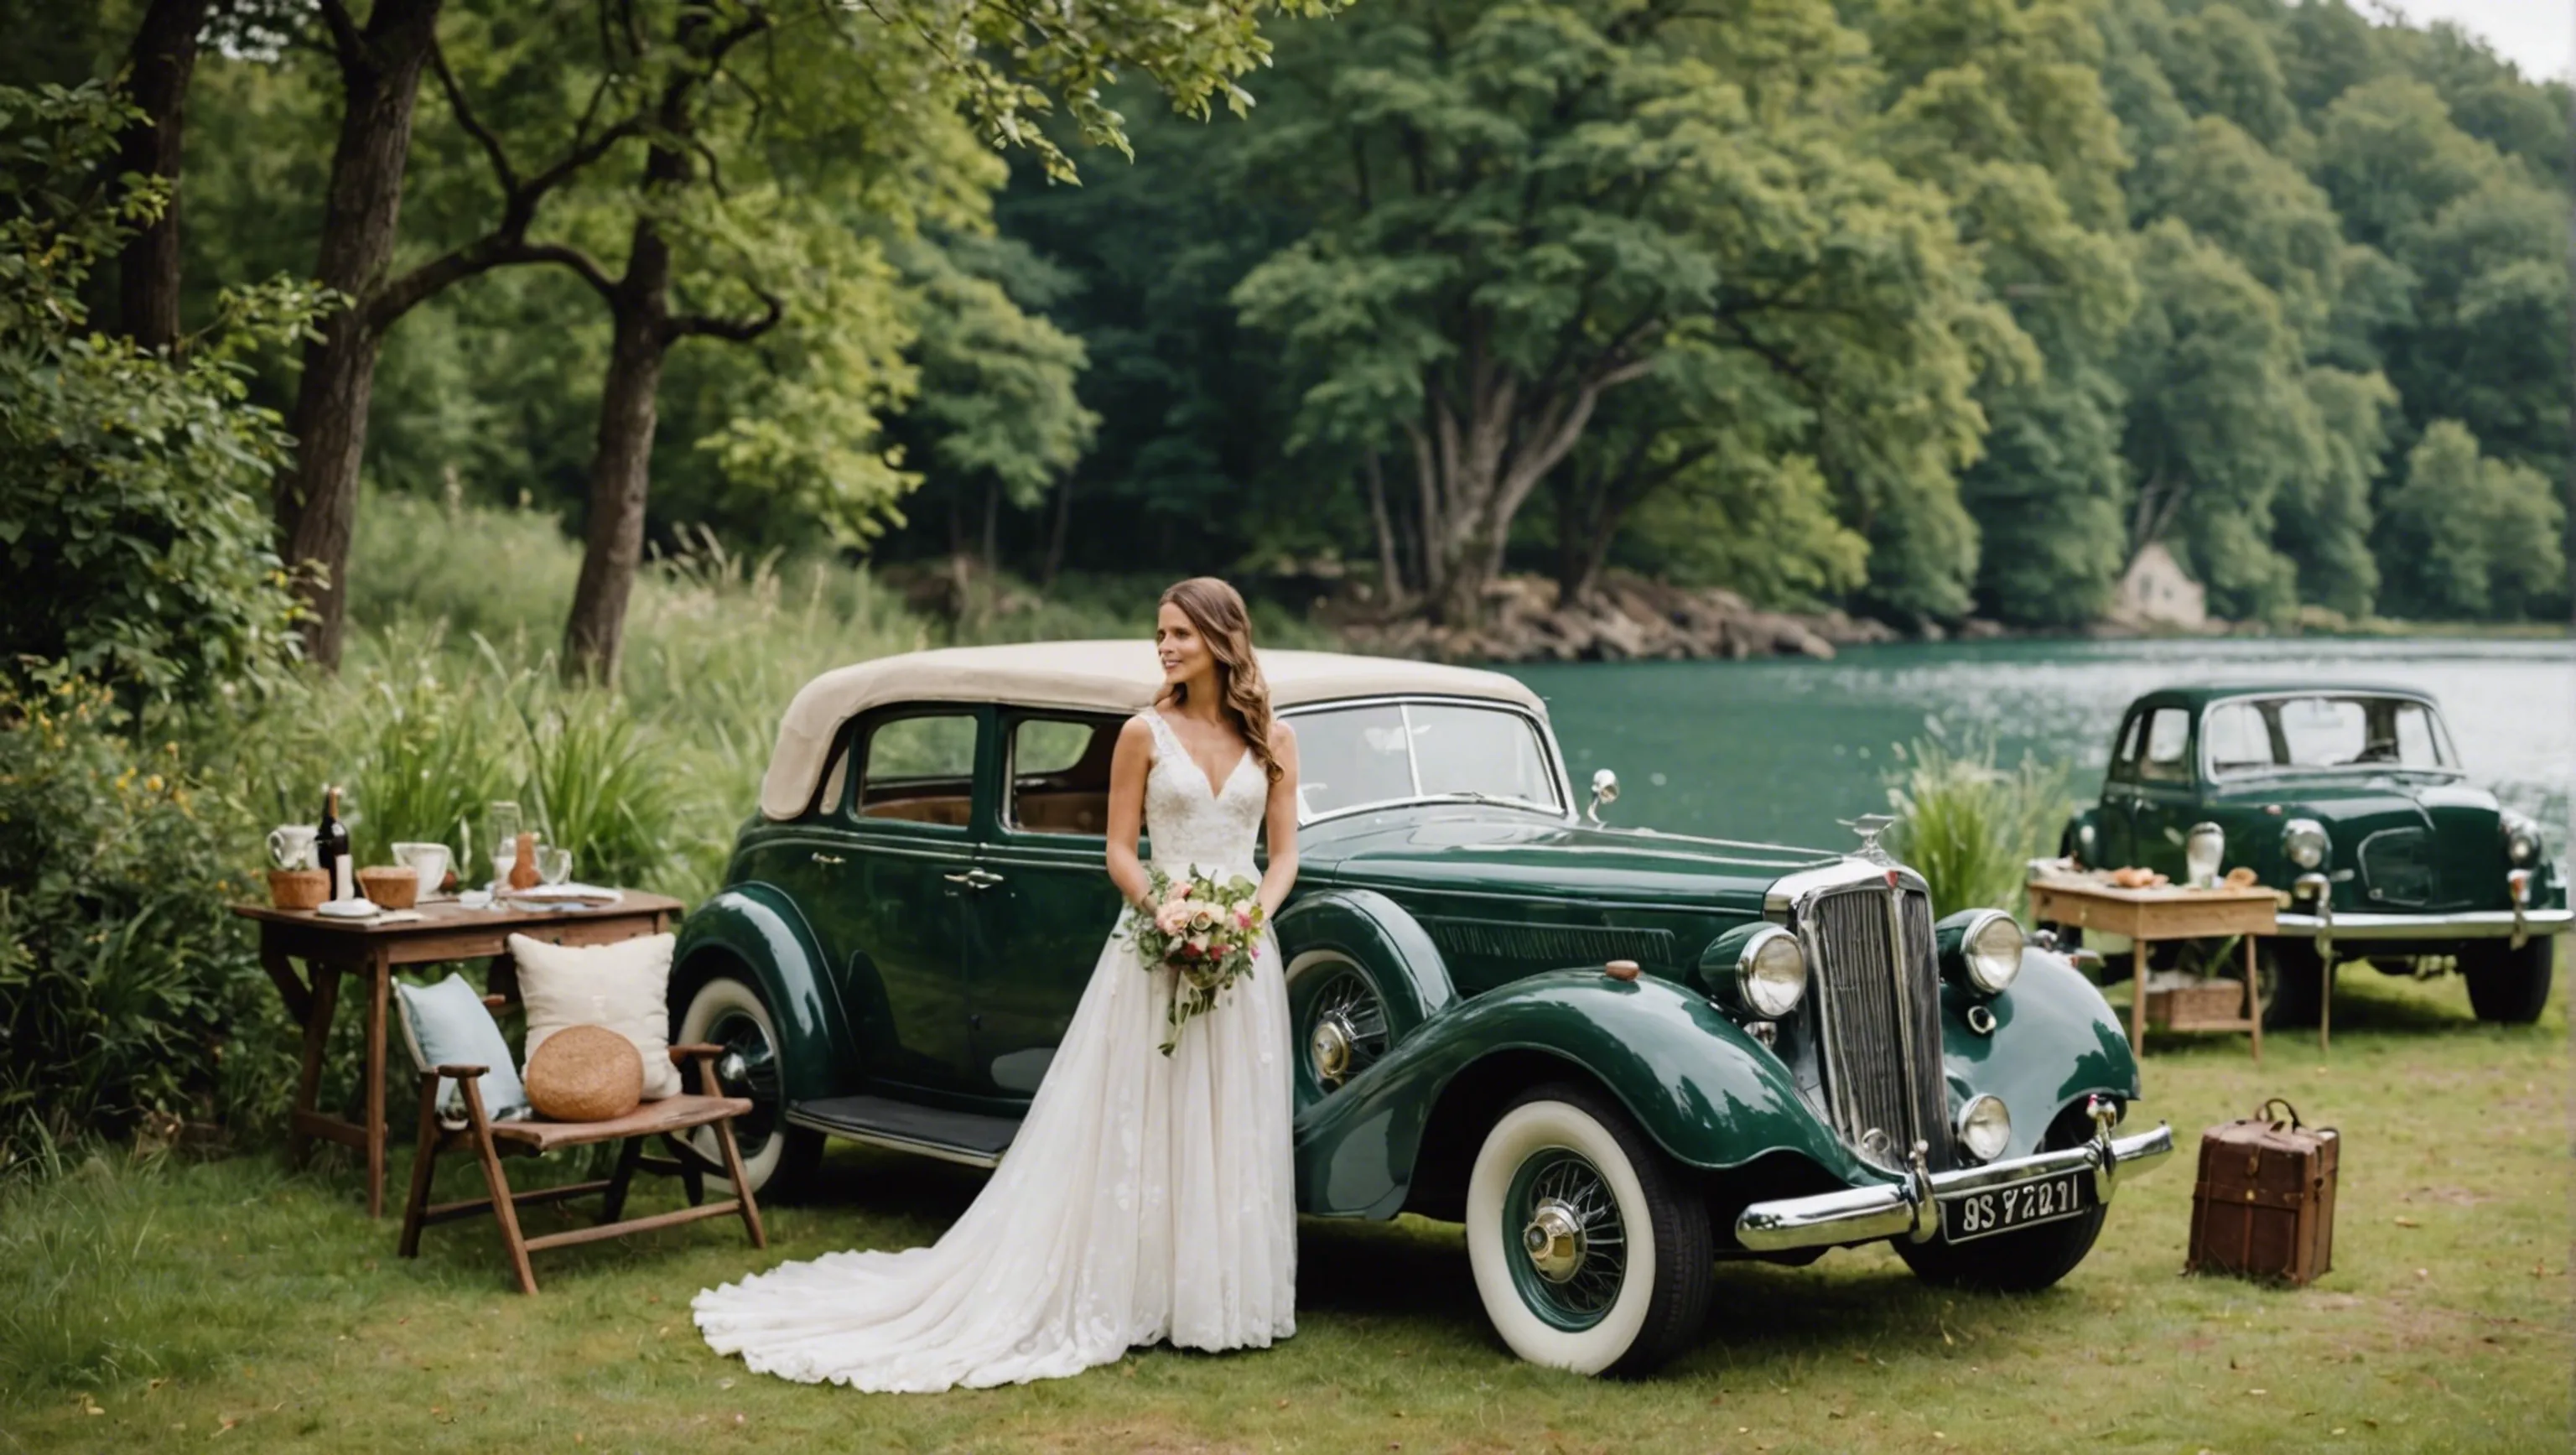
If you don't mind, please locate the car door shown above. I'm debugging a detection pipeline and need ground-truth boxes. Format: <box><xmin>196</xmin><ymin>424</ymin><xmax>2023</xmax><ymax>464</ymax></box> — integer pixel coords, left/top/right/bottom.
<box><xmin>2095</xmin><ymin>709</ymin><xmax>2146</xmax><ymax>870</ymax></box>
<box><xmin>964</xmin><ymin>711</ymin><xmax>1133</xmax><ymax>1104</ymax></box>
<box><xmin>807</xmin><ymin>704</ymin><xmax>986</xmax><ymax>1094</ymax></box>
<box><xmin>2127</xmin><ymin>704</ymin><xmax>2197</xmax><ymax>879</ymax></box>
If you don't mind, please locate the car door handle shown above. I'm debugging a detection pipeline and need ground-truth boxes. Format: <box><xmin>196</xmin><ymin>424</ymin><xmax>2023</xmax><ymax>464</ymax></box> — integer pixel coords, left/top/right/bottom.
<box><xmin>943</xmin><ymin>868</ymin><xmax>1005</xmax><ymax>889</ymax></box>
<box><xmin>810</xmin><ymin>852</ymin><xmax>845</xmax><ymax>865</ymax></box>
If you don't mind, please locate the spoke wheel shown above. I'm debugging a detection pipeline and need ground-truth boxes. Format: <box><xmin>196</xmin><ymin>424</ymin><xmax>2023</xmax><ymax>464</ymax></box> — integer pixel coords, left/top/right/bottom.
<box><xmin>1288</xmin><ymin>954</ymin><xmax>1392</xmax><ymax>1104</ymax></box>
<box><xmin>1465</xmin><ymin>1082</ymin><xmax>1711</xmax><ymax>1376</ymax></box>
<box><xmin>1504</xmin><ymin>1152</ymin><xmax>1629</xmax><ymax>1330</ymax></box>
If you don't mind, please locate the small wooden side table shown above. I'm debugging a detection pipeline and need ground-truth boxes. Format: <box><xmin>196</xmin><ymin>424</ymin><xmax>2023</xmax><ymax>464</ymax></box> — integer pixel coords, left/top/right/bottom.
<box><xmin>2026</xmin><ymin>875</ymin><xmax>2278</xmax><ymax>1063</ymax></box>
<box><xmin>231</xmin><ymin>895</ymin><xmax>684</xmax><ymax>1218</ymax></box>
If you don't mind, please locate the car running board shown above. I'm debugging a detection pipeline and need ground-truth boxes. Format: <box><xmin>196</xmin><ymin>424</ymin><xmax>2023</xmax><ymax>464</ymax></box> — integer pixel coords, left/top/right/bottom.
<box><xmin>785</xmin><ymin>1094</ymin><xmax>1021</xmax><ymax>1169</ymax></box>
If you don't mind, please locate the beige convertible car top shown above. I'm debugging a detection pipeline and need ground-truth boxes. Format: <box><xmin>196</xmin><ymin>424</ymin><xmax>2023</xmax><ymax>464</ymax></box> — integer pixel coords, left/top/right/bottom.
<box><xmin>759</xmin><ymin>639</ymin><xmax>1547</xmax><ymax>821</ymax></box>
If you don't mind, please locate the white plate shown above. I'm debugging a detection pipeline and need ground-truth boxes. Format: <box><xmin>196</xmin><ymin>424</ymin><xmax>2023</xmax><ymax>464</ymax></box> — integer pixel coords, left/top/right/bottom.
<box><xmin>315</xmin><ymin>898</ymin><xmax>382</xmax><ymax>919</ymax></box>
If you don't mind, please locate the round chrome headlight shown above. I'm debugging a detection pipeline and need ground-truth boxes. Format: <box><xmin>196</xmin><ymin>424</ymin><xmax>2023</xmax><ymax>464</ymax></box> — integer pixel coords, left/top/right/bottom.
<box><xmin>1962</xmin><ymin>911</ymin><xmax>2024</xmax><ymax>995</ymax></box>
<box><xmin>2283</xmin><ymin>818</ymin><xmax>2329</xmax><ymax>870</ymax></box>
<box><xmin>1956</xmin><ymin>1094</ymin><xmax>2012</xmax><ymax>1163</ymax></box>
<box><xmin>1735</xmin><ymin>927</ymin><xmax>1808</xmax><ymax>1019</ymax></box>
<box><xmin>2503</xmin><ymin>810</ymin><xmax>2542</xmax><ymax>866</ymax></box>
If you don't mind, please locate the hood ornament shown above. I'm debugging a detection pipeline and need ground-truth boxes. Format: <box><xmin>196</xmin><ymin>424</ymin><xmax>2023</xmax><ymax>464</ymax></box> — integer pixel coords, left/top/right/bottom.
<box><xmin>1839</xmin><ymin>813</ymin><xmax>1898</xmax><ymax>867</ymax></box>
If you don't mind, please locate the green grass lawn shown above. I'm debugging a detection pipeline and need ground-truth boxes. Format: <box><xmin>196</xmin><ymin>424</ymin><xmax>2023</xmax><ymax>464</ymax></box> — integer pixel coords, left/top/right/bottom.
<box><xmin>5</xmin><ymin>965</ymin><xmax>2565</xmax><ymax>1454</ymax></box>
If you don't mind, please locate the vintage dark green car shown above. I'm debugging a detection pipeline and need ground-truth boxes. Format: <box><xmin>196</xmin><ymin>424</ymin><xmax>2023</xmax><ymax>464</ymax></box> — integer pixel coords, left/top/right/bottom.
<box><xmin>2061</xmin><ymin>685</ymin><xmax>2568</xmax><ymax>1026</ymax></box>
<box><xmin>672</xmin><ymin>642</ymin><xmax>2171</xmax><ymax>1374</ymax></box>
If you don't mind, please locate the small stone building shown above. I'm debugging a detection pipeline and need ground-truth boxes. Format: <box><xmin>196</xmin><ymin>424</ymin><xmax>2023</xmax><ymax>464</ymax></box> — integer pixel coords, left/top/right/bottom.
<box><xmin>2111</xmin><ymin>543</ymin><xmax>2207</xmax><ymax>629</ymax></box>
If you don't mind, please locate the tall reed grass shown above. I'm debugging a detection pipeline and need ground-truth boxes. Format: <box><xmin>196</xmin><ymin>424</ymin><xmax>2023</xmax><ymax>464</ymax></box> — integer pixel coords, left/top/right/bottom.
<box><xmin>1882</xmin><ymin>728</ymin><xmax>2074</xmax><ymax>918</ymax></box>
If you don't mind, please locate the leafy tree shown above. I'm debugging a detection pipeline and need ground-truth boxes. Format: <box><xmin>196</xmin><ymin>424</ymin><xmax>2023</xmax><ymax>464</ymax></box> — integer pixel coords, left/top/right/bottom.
<box><xmin>1234</xmin><ymin>0</ymin><xmax>2007</xmax><ymax>628</ymax></box>
<box><xmin>0</xmin><ymin>82</ymin><xmax>325</xmax><ymax>707</ymax></box>
<box><xmin>2115</xmin><ymin>218</ymin><xmax>2314</xmax><ymax>621</ymax></box>
<box><xmin>2376</xmin><ymin>421</ymin><xmax>2564</xmax><ymax>621</ymax></box>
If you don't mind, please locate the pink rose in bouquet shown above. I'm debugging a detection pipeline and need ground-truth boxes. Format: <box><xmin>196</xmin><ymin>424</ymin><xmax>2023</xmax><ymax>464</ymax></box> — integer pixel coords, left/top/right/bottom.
<box><xmin>1125</xmin><ymin>865</ymin><xmax>1267</xmax><ymax>1054</ymax></box>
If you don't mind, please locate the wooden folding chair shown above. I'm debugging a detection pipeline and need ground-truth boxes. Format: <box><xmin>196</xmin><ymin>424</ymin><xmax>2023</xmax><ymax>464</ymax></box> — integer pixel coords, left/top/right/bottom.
<box><xmin>397</xmin><ymin>1008</ymin><xmax>766</xmax><ymax>1294</ymax></box>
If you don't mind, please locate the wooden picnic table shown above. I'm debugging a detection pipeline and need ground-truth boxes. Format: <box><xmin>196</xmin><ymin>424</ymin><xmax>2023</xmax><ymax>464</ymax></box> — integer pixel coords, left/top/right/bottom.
<box><xmin>2026</xmin><ymin>872</ymin><xmax>2280</xmax><ymax>1063</ymax></box>
<box><xmin>230</xmin><ymin>894</ymin><xmax>684</xmax><ymax>1218</ymax></box>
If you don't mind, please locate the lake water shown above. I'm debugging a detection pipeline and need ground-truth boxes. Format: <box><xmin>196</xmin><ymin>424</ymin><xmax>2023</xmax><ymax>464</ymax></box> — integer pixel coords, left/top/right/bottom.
<box><xmin>1509</xmin><ymin>637</ymin><xmax>2573</xmax><ymax>850</ymax></box>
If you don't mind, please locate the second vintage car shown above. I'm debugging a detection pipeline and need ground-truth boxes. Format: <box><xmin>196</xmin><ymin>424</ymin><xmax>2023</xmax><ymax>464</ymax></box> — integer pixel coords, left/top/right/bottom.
<box><xmin>673</xmin><ymin>642</ymin><xmax>2170</xmax><ymax>1374</ymax></box>
<box><xmin>2061</xmin><ymin>685</ymin><xmax>2568</xmax><ymax>1025</ymax></box>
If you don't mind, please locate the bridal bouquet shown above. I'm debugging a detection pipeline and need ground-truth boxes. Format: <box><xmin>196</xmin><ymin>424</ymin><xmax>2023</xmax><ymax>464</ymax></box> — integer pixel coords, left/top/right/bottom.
<box><xmin>1129</xmin><ymin>867</ymin><xmax>1266</xmax><ymax>1056</ymax></box>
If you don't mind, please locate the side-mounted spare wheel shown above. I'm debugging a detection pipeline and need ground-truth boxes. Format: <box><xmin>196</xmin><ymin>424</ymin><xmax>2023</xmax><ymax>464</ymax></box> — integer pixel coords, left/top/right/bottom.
<box><xmin>675</xmin><ymin>972</ymin><xmax>822</xmax><ymax>1197</ymax></box>
<box><xmin>1464</xmin><ymin>1082</ymin><xmax>1712</xmax><ymax>1375</ymax></box>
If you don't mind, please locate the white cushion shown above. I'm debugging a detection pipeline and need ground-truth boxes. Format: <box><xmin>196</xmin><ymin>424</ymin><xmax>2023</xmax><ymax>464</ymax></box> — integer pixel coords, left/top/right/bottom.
<box><xmin>509</xmin><ymin>932</ymin><xmax>681</xmax><ymax>1101</ymax></box>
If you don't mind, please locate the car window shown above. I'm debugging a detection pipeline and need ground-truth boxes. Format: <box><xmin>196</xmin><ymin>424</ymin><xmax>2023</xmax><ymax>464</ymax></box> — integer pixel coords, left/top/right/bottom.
<box><xmin>2138</xmin><ymin>708</ymin><xmax>2192</xmax><ymax>782</ymax></box>
<box><xmin>1289</xmin><ymin>701</ymin><xmax>1558</xmax><ymax>818</ymax></box>
<box><xmin>2202</xmin><ymin>703</ymin><xmax>2272</xmax><ymax>776</ymax></box>
<box><xmin>1007</xmin><ymin>715</ymin><xmax>1121</xmax><ymax>837</ymax></box>
<box><xmin>2392</xmin><ymin>702</ymin><xmax>2447</xmax><ymax>767</ymax></box>
<box><xmin>1291</xmin><ymin>704</ymin><xmax>1415</xmax><ymax>817</ymax></box>
<box><xmin>2276</xmin><ymin>697</ymin><xmax>2366</xmax><ymax>766</ymax></box>
<box><xmin>858</xmin><ymin>712</ymin><xmax>977</xmax><ymax>826</ymax></box>
<box><xmin>1410</xmin><ymin>703</ymin><xmax>1559</xmax><ymax>808</ymax></box>
<box><xmin>2107</xmin><ymin>711</ymin><xmax>2145</xmax><ymax>782</ymax></box>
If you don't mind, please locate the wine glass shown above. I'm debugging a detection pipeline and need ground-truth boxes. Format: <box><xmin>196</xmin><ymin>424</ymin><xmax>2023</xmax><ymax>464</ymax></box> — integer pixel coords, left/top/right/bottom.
<box><xmin>486</xmin><ymin>800</ymin><xmax>522</xmax><ymax>885</ymax></box>
<box><xmin>536</xmin><ymin>844</ymin><xmax>573</xmax><ymax>888</ymax></box>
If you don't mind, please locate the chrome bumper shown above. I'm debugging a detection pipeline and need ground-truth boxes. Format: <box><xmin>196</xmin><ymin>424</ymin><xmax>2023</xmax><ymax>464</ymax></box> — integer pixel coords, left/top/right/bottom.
<box><xmin>2273</xmin><ymin>907</ymin><xmax>2569</xmax><ymax>941</ymax></box>
<box><xmin>1735</xmin><ymin>1121</ymin><xmax>2175</xmax><ymax>1254</ymax></box>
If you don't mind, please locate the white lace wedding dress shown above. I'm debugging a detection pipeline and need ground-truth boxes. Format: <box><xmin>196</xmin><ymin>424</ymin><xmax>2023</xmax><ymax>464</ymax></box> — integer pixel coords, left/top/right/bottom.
<box><xmin>693</xmin><ymin>707</ymin><xmax>1296</xmax><ymax>1391</ymax></box>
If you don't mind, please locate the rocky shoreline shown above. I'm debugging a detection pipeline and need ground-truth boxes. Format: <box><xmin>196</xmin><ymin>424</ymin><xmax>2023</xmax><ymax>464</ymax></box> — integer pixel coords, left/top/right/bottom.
<box><xmin>1332</xmin><ymin>573</ymin><xmax>1921</xmax><ymax>663</ymax></box>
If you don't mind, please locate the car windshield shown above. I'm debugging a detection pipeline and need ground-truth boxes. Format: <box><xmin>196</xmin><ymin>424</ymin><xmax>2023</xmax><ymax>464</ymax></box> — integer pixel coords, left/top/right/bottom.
<box><xmin>2203</xmin><ymin>695</ymin><xmax>2459</xmax><ymax>778</ymax></box>
<box><xmin>1289</xmin><ymin>701</ymin><xmax>1561</xmax><ymax>818</ymax></box>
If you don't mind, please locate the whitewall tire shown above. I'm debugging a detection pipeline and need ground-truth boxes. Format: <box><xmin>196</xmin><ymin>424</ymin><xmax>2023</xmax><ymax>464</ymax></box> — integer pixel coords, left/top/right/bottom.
<box><xmin>1464</xmin><ymin>1083</ymin><xmax>1711</xmax><ymax>1375</ymax></box>
<box><xmin>676</xmin><ymin>974</ymin><xmax>819</xmax><ymax>1196</ymax></box>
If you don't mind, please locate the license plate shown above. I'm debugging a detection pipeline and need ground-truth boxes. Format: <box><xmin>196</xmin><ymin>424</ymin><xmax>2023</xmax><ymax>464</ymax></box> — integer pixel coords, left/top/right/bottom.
<box><xmin>1938</xmin><ymin>1170</ymin><xmax>2094</xmax><ymax>1244</ymax></box>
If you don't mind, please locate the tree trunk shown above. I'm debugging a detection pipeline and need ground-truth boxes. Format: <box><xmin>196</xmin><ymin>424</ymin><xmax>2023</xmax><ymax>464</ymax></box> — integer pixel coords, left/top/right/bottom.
<box><xmin>112</xmin><ymin>0</ymin><xmax>210</xmax><ymax>352</ymax></box>
<box><xmin>1041</xmin><ymin>476</ymin><xmax>1074</xmax><ymax>587</ymax></box>
<box><xmin>1362</xmin><ymin>449</ymin><xmax>1404</xmax><ymax>604</ymax></box>
<box><xmin>562</xmin><ymin>218</ymin><xmax>673</xmax><ymax>686</ymax></box>
<box><xmin>277</xmin><ymin>0</ymin><xmax>446</xmax><ymax>671</ymax></box>
<box><xmin>981</xmin><ymin>479</ymin><xmax>1000</xmax><ymax>571</ymax></box>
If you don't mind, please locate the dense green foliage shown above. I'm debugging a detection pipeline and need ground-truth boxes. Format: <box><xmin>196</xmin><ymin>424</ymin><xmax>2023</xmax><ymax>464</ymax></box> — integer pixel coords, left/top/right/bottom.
<box><xmin>0</xmin><ymin>82</ymin><xmax>322</xmax><ymax>705</ymax></box>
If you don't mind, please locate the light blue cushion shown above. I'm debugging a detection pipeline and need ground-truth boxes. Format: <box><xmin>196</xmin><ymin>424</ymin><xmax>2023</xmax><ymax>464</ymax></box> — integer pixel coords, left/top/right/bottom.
<box><xmin>394</xmin><ymin>973</ymin><xmax>530</xmax><ymax>1125</ymax></box>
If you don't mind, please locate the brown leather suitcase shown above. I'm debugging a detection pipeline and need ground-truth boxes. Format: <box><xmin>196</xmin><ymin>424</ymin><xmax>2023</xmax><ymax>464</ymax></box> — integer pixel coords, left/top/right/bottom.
<box><xmin>2187</xmin><ymin>1099</ymin><xmax>2339</xmax><ymax>1285</ymax></box>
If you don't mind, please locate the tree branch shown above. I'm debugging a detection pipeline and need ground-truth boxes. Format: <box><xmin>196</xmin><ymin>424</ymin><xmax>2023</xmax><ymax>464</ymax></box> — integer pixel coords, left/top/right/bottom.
<box><xmin>669</xmin><ymin>288</ymin><xmax>783</xmax><ymax>343</ymax></box>
<box><xmin>315</xmin><ymin>0</ymin><xmax>366</xmax><ymax>73</ymax></box>
<box><xmin>430</xmin><ymin>37</ymin><xmax>518</xmax><ymax>200</ymax></box>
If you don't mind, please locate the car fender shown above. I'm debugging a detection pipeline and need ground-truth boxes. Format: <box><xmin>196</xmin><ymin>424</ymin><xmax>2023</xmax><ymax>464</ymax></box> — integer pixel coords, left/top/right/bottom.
<box><xmin>1274</xmin><ymin>887</ymin><xmax>1459</xmax><ymax>1041</ymax></box>
<box><xmin>2061</xmin><ymin>807</ymin><xmax>2103</xmax><ymax>867</ymax></box>
<box><xmin>1940</xmin><ymin>944</ymin><xmax>2141</xmax><ymax>1160</ymax></box>
<box><xmin>670</xmin><ymin>884</ymin><xmax>854</xmax><ymax>1104</ymax></box>
<box><xmin>1291</xmin><ymin>969</ymin><xmax>1874</xmax><ymax>1219</ymax></box>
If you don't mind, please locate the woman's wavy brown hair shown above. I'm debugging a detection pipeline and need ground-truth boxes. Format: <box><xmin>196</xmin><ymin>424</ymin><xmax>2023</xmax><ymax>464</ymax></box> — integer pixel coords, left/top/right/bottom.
<box><xmin>1157</xmin><ymin>576</ymin><xmax>1281</xmax><ymax>784</ymax></box>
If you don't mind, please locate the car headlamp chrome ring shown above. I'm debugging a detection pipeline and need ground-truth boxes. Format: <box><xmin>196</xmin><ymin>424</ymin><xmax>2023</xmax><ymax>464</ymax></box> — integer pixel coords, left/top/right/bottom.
<box><xmin>2282</xmin><ymin>818</ymin><xmax>2329</xmax><ymax>871</ymax></box>
<box><xmin>1733</xmin><ymin>926</ymin><xmax>1808</xmax><ymax>1020</ymax></box>
<box><xmin>1960</xmin><ymin>910</ymin><xmax>2024</xmax><ymax>995</ymax></box>
<box><xmin>1956</xmin><ymin>1094</ymin><xmax>2012</xmax><ymax>1163</ymax></box>
<box><xmin>2502</xmin><ymin>810</ymin><xmax>2542</xmax><ymax>867</ymax></box>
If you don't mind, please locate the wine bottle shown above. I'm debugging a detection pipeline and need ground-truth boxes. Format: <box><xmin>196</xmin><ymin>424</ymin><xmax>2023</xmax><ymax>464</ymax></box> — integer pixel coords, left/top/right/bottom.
<box><xmin>317</xmin><ymin>786</ymin><xmax>354</xmax><ymax>903</ymax></box>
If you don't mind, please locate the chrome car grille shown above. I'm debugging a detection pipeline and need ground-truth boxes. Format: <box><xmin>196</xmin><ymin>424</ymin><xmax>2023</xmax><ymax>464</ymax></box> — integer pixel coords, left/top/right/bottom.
<box><xmin>2356</xmin><ymin>828</ymin><xmax>2437</xmax><ymax>907</ymax></box>
<box><xmin>1804</xmin><ymin>886</ymin><xmax>1950</xmax><ymax>1172</ymax></box>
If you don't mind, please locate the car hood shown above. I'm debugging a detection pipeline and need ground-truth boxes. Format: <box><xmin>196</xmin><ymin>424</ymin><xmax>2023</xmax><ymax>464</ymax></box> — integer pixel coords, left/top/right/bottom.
<box><xmin>1301</xmin><ymin>806</ymin><xmax>1837</xmax><ymax>912</ymax></box>
<box><xmin>2204</xmin><ymin>773</ymin><xmax>2496</xmax><ymax>831</ymax></box>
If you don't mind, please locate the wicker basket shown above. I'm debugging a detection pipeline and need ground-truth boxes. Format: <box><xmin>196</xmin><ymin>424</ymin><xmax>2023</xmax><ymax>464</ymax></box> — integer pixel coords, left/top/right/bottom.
<box><xmin>524</xmin><ymin>1025</ymin><xmax>645</xmax><ymax>1123</ymax></box>
<box><xmin>355</xmin><ymin>865</ymin><xmax>419</xmax><ymax>910</ymax></box>
<box><xmin>2148</xmin><ymin>979</ymin><xmax>2247</xmax><ymax>1030</ymax></box>
<box><xmin>267</xmin><ymin>868</ymin><xmax>329</xmax><ymax>911</ymax></box>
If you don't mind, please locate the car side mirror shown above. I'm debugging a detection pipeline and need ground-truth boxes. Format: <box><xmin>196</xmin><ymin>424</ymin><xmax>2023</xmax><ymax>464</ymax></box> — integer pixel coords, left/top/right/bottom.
<box><xmin>1587</xmin><ymin>768</ymin><xmax>1620</xmax><ymax>824</ymax></box>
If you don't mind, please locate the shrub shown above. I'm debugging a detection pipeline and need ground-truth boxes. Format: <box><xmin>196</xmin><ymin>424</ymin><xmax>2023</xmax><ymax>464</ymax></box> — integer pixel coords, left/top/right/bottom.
<box><xmin>1883</xmin><ymin>730</ymin><xmax>2074</xmax><ymax>919</ymax></box>
<box><xmin>0</xmin><ymin>682</ymin><xmax>293</xmax><ymax>1143</ymax></box>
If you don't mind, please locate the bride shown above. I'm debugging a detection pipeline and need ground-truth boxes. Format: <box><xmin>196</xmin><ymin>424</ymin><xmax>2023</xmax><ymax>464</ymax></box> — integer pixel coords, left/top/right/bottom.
<box><xmin>694</xmin><ymin>577</ymin><xmax>1301</xmax><ymax>1391</ymax></box>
